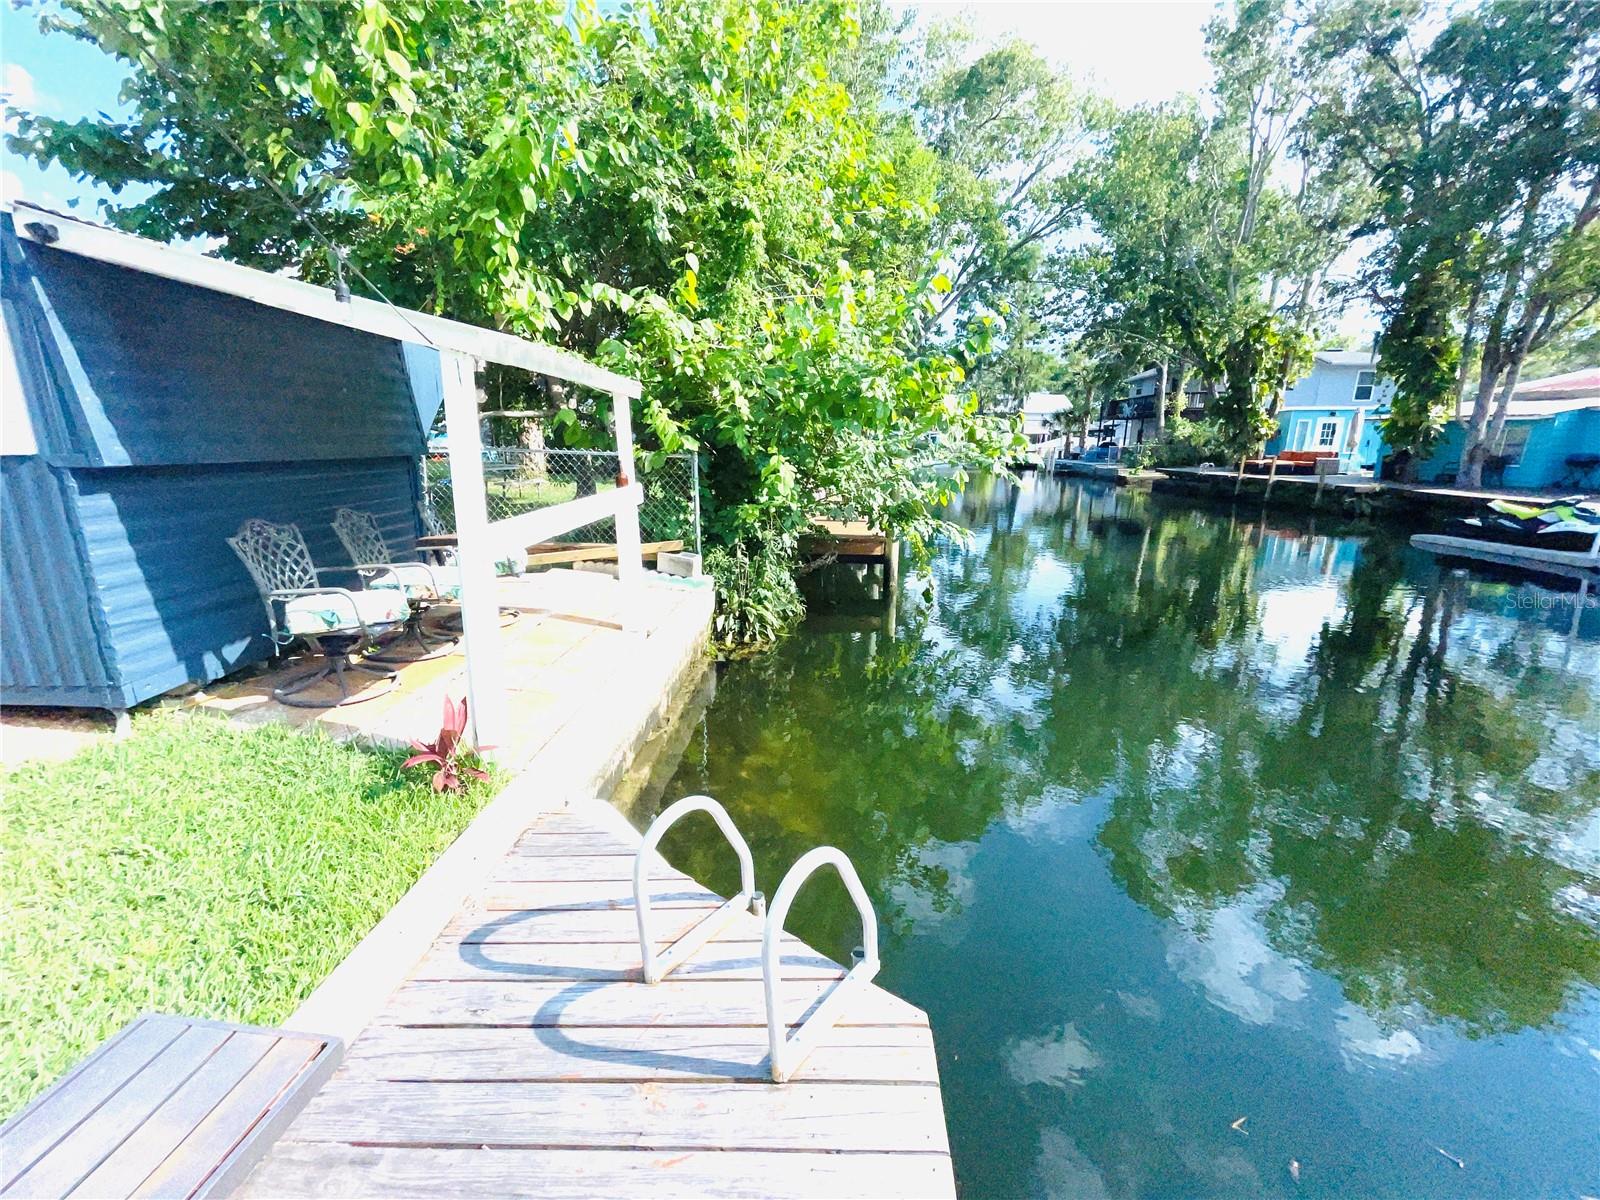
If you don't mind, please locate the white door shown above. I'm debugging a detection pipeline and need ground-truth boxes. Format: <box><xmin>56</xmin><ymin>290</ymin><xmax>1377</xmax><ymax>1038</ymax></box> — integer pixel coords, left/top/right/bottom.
<box><xmin>1315</xmin><ymin>418</ymin><xmax>1340</xmax><ymax>450</ymax></box>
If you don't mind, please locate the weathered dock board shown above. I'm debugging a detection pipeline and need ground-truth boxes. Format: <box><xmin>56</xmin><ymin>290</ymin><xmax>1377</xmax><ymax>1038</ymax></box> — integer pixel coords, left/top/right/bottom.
<box><xmin>240</xmin><ymin>800</ymin><xmax>954</xmax><ymax>1199</ymax></box>
<box><xmin>0</xmin><ymin>1015</ymin><xmax>339</xmax><ymax>1199</ymax></box>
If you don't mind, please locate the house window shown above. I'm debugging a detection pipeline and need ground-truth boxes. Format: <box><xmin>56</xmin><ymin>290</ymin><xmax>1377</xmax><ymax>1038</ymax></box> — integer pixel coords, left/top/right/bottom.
<box><xmin>1316</xmin><ymin>419</ymin><xmax>1339</xmax><ymax>448</ymax></box>
<box><xmin>1493</xmin><ymin>423</ymin><xmax>1532</xmax><ymax>465</ymax></box>
<box><xmin>1353</xmin><ymin>370</ymin><xmax>1377</xmax><ymax>402</ymax></box>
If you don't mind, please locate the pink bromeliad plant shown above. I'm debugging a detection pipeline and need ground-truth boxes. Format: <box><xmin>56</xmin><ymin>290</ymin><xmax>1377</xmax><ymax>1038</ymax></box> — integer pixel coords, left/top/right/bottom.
<box><xmin>403</xmin><ymin>696</ymin><xmax>492</xmax><ymax>792</ymax></box>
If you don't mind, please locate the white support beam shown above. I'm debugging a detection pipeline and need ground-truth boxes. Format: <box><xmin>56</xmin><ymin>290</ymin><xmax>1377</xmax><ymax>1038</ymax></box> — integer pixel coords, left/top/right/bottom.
<box><xmin>440</xmin><ymin>350</ymin><xmax>507</xmax><ymax>752</ymax></box>
<box><xmin>611</xmin><ymin>390</ymin><xmax>645</xmax><ymax>632</ymax></box>
<box><xmin>9</xmin><ymin>201</ymin><xmax>641</xmax><ymax>399</ymax></box>
<box><xmin>484</xmin><ymin>484</ymin><xmax>642</xmax><ymax>553</ymax></box>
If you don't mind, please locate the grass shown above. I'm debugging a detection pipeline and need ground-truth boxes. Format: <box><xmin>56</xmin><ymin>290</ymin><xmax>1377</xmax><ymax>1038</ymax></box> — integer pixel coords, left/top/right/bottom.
<box><xmin>0</xmin><ymin>713</ymin><xmax>496</xmax><ymax>1118</ymax></box>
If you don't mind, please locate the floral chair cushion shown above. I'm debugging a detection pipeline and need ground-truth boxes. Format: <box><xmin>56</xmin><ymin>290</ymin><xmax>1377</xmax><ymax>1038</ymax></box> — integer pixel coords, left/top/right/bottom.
<box><xmin>283</xmin><ymin>589</ymin><xmax>409</xmax><ymax>636</ymax></box>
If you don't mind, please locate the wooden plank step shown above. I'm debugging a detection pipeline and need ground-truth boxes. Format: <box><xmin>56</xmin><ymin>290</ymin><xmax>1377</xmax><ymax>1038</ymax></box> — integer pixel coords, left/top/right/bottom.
<box><xmin>273</xmin><ymin>1079</ymin><xmax>950</xmax><ymax>1154</ymax></box>
<box><xmin>507</xmin><ymin>835</ymin><xmax>645</xmax><ymax>858</ymax></box>
<box><xmin>239</xmin><ymin>1145</ymin><xmax>955</xmax><ymax>1199</ymax></box>
<box><xmin>441</xmin><ymin>903</ymin><xmax>794</xmax><ymax>945</ymax></box>
<box><xmin>338</xmin><ymin>1024</ymin><xmax>939</xmax><ymax>1084</ymax></box>
<box><xmin>0</xmin><ymin>1016</ymin><xmax>339</xmax><ymax>1200</ymax></box>
<box><xmin>492</xmin><ymin>854</ymin><xmax>687</xmax><ymax>882</ymax></box>
<box><xmin>476</xmin><ymin>881</ymin><xmax>719</xmax><ymax>911</ymax></box>
<box><xmin>407</xmin><ymin>940</ymin><xmax>840</xmax><ymax>984</ymax></box>
<box><xmin>377</xmin><ymin>979</ymin><xmax>928</xmax><ymax>1029</ymax></box>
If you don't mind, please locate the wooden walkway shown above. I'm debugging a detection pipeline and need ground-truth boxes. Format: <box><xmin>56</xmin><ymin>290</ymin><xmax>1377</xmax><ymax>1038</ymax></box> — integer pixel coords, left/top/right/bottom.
<box><xmin>239</xmin><ymin>801</ymin><xmax>953</xmax><ymax>1198</ymax></box>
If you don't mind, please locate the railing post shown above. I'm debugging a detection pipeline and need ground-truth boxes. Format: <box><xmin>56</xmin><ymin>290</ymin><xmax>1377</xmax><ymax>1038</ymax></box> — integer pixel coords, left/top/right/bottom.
<box><xmin>611</xmin><ymin>389</ymin><xmax>644</xmax><ymax>631</ymax></box>
<box><xmin>691</xmin><ymin>450</ymin><xmax>703</xmax><ymax>558</ymax></box>
<box><xmin>440</xmin><ymin>349</ymin><xmax>507</xmax><ymax>751</ymax></box>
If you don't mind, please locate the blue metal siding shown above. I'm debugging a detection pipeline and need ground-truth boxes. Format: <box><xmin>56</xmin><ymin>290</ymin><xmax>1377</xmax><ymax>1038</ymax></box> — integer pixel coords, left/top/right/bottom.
<box><xmin>67</xmin><ymin>458</ymin><xmax>423</xmax><ymax>708</ymax></box>
<box><xmin>0</xmin><ymin>456</ymin><xmax>122</xmax><ymax>707</ymax></box>
<box><xmin>17</xmin><ymin>235</ymin><xmax>424</xmax><ymax>468</ymax></box>
<box><xmin>1503</xmin><ymin>408</ymin><xmax>1600</xmax><ymax>489</ymax></box>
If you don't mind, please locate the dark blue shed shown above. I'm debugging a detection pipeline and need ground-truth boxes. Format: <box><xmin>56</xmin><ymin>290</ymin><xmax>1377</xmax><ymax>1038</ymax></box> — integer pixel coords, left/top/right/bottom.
<box><xmin>0</xmin><ymin>211</ymin><xmax>437</xmax><ymax>711</ymax></box>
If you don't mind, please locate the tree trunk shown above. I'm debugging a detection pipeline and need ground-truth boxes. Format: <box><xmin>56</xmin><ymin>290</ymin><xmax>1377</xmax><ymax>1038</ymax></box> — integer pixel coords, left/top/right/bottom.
<box><xmin>1155</xmin><ymin>361</ymin><xmax>1169</xmax><ymax>437</ymax></box>
<box><xmin>1481</xmin><ymin>314</ymin><xmax>1541</xmax><ymax>483</ymax></box>
<box><xmin>1456</xmin><ymin>348</ymin><xmax>1504</xmax><ymax>490</ymax></box>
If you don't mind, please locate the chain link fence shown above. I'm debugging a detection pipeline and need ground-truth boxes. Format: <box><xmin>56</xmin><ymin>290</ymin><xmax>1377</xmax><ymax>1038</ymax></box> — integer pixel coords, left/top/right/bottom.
<box><xmin>422</xmin><ymin>448</ymin><xmax>700</xmax><ymax>555</ymax></box>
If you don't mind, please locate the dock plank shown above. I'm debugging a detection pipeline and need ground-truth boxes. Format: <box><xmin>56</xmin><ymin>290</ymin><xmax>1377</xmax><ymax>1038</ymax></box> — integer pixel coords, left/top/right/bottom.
<box><xmin>339</xmin><ymin>1024</ymin><xmax>939</xmax><ymax>1084</ymax></box>
<box><xmin>244</xmin><ymin>799</ymin><xmax>952</xmax><ymax>1197</ymax></box>
<box><xmin>489</xmin><ymin>857</ymin><xmax>684</xmax><ymax>883</ymax></box>
<box><xmin>408</xmin><ymin>939</ymin><xmax>840</xmax><ymax>983</ymax></box>
<box><xmin>239</xmin><ymin>1145</ymin><xmax>955</xmax><ymax>1199</ymax></box>
<box><xmin>476</xmin><ymin>880</ymin><xmax>718</xmax><ymax>910</ymax></box>
<box><xmin>279</xmin><ymin>1079</ymin><xmax>949</xmax><ymax>1153</ymax></box>
<box><xmin>377</xmin><ymin>977</ymin><xmax>928</xmax><ymax>1028</ymax></box>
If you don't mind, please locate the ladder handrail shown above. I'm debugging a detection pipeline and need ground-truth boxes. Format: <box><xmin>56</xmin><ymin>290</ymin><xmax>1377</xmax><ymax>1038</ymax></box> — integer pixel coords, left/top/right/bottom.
<box><xmin>762</xmin><ymin>846</ymin><xmax>880</xmax><ymax>1082</ymax></box>
<box><xmin>634</xmin><ymin>795</ymin><xmax>757</xmax><ymax>984</ymax></box>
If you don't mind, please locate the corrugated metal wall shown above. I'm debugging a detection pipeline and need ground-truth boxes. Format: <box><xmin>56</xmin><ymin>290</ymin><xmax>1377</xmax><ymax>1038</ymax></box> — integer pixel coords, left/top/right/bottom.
<box><xmin>0</xmin><ymin>456</ymin><xmax>122</xmax><ymax>707</ymax></box>
<box><xmin>19</xmin><ymin>237</ymin><xmax>424</xmax><ymax>468</ymax></box>
<box><xmin>67</xmin><ymin>458</ymin><xmax>422</xmax><ymax>708</ymax></box>
<box><xmin>1</xmin><ymin>214</ymin><xmax>435</xmax><ymax>710</ymax></box>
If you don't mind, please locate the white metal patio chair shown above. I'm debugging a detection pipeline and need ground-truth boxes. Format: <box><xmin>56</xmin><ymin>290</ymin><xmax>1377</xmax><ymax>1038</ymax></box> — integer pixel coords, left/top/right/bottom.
<box><xmin>332</xmin><ymin>507</ymin><xmax>462</xmax><ymax>660</ymax></box>
<box><xmin>228</xmin><ymin>517</ymin><xmax>410</xmax><ymax>707</ymax></box>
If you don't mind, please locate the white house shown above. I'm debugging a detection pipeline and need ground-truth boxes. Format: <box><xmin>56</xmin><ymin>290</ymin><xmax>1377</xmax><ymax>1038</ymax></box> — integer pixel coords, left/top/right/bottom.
<box><xmin>1268</xmin><ymin>349</ymin><xmax>1396</xmax><ymax>469</ymax></box>
<box><xmin>1104</xmin><ymin>368</ymin><xmax>1208</xmax><ymax>448</ymax></box>
<box><xmin>1021</xmin><ymin>392</ymin><xmax>1071</xmax><ymax>445</ymax></box>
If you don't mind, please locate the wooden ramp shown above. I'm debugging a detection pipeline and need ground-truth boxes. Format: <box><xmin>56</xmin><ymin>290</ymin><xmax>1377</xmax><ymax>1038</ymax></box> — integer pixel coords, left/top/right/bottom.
<box><xmin>240</xmin><ymin>802</ymin><xmax>953</xmax><ymax>1198</ymax></box>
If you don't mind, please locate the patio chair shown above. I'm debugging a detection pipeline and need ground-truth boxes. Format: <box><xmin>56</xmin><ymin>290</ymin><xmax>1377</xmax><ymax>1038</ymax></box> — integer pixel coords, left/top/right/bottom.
<box><xmin>228</xmin><ymin>517</ymin><xmax>410</xmax><ymax>707</ymax></box>
<box><xmin>332</xmin><ymin>507</ymin><xmax>462</xmax><ymax>660</ymax></box>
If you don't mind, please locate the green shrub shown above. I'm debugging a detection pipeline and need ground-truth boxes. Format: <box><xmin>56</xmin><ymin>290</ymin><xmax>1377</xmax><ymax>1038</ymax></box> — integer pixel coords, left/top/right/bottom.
<box><xmin>704</xmin><ymin>538</ymin><xmax>805</xmax><ymax>655</ymax></box>
<box><xmin>1123</xmin><ymin>418</ymin><xmax>1233</xmax><ymax>470</ymax></box>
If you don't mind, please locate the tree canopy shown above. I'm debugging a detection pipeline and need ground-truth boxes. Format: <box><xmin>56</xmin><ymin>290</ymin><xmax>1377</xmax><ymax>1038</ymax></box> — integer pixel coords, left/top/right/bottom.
<box><xmin>8</xmin><ymin>0</ymin><xmax>1596</xmax><ymax>642</ymax></box>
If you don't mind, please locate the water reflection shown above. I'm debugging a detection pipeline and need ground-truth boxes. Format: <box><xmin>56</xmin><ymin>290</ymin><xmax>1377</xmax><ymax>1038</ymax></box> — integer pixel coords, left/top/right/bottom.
<box><xmin>643</xmin><ymin>474</ymin><xmax>1600</xmax><ymax>1198</ymax></box>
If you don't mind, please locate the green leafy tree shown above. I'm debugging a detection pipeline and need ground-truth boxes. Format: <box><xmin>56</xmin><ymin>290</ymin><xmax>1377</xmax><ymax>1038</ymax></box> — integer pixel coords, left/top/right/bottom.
<box><xmin>10</xmin><ymin>0</ymin><xmax>1021</xmax><ymax>650</ymax></box>
<box><xmin>1304</xmin><ymin>0</ymin><xmax>1600</xmax><ymax>480</ymax></box>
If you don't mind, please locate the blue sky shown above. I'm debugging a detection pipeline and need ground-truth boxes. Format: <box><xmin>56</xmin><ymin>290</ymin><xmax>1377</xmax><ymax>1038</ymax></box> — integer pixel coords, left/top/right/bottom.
<box><xmin>0</xmin><ymin>3</ymin><xmax>140</xmax><ymax>211</ymax></box>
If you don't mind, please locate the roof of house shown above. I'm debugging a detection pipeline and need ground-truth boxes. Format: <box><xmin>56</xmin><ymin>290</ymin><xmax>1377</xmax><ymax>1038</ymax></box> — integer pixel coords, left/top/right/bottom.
<box><xmin>1497</xmin><ymin>395</ymin><xmax>1600</xmax><ymax>420</ymax></box>
<box><xmin>1311</xmin><ymin>349</ymin><xmax>1381</xmax><ymax>368</ymax></box>
<box><xmin>1513</xmin><ymin>367</ymin><xmax>1600</xmax><ymax>400</ymax></box>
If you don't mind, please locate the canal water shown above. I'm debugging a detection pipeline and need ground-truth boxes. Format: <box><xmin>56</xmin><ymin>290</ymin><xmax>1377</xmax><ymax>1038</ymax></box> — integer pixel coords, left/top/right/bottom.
<box><xmin>627</xmin><ymin>474</ymin><xmax>1600</xmax><ymax>1199</ymax></box>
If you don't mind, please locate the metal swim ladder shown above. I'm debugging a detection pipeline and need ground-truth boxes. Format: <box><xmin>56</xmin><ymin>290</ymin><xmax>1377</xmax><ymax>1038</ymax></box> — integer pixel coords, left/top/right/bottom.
<box><xmin>634</xmin><ymin>795</ymin><xmax>761</xmax><ymax>985</ymax></box>
<box><xmin>633</xmin><ymin>799</ymin><xmax>882</xmax><ymax>1083</ymax></box>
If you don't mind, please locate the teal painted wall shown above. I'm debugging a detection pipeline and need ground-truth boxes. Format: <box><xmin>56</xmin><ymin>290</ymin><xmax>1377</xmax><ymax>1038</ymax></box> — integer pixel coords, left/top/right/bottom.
<box><xmin>1379</xmin><ymin>407</ymin><xmax>1600</xmax><ymax>489</ymax></box>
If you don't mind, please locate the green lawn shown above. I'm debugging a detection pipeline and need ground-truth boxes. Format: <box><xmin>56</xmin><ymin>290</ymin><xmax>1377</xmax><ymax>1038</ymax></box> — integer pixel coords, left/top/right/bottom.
<box><xmin>0</xmin><ymin>714</ymin><xmax>496</xmax><ymax>1118</ymax></box>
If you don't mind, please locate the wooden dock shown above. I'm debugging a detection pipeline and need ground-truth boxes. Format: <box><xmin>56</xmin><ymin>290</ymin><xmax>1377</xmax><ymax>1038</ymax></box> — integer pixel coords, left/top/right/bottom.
<box><xmin>239</xmin><ymin>799</ymin><xmax>954</xmax><ymax>1198</ymax></box>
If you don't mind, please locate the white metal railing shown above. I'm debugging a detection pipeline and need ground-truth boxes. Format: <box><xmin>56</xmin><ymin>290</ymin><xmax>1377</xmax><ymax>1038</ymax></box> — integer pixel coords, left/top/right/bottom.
<box><xmin>438</xmin><ymin>345</ymin><xmax>645</xmax><ymax>748</ymax></box>
<box><xmin>762</xmin><ymin>847</ymin><xmax>880</xmax><ymax>1082</ymax></box>
<box><xmin>634</xmin><ymin>796</ymin><xmax>761</xmax><ymax>985</ymax></box>
<box><xmin>631</xmin><ymin>799</ymin><xmax>883</xmax><ymax>1083</ymax></box>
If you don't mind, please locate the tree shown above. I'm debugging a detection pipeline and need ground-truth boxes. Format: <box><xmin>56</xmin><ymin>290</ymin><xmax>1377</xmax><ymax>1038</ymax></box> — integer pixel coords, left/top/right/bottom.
<box><xmin>1305</xmin><ymin>0</ymin><xmax>1600</xmax><ymax>482</ymax></box>
<box><xmin>9</xmin><ymin>0</ymin><xmax>1021</xmax><ymax>649</ymax></box>
<box><xmin>906</xmin><ymin>26</ymin><xmax>1107</xmax><ymax>344</ymax></box>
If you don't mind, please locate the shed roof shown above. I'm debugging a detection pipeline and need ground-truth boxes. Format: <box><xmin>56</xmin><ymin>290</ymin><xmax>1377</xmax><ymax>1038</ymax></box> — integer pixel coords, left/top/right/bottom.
<box><xmin>4</xmin><ymin>201</ymin><xmax>640</xmax><ymax>399</ymax></box>
<box><xmin>3</xmin><ymin>215</ymin><xmax>424</xmax><ymax>467</ymax></box>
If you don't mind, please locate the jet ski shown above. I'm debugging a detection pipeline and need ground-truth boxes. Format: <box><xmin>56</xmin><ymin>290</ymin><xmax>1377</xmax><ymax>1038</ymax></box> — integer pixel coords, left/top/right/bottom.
<box><xmin>1411</xmin><ymin>496</ymin><xmax>1600</xmax><ymax>573</ymax></box>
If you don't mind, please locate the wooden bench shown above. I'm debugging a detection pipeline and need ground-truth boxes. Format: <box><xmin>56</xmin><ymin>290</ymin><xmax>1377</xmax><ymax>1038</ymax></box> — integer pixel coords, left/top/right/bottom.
<box><xmin>0</xmin><ymin>1015</ymin><xmax>341</xmax><ymax>1199</ymax></box>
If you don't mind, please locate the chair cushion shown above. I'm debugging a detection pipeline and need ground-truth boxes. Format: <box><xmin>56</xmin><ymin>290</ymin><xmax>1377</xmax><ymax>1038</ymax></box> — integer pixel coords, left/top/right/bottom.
<box><xmin>370</xmin><ymin>563</ymin><xmax>464</xmax><ymax>602</ymax></box>
<box><xmin>284</xmin><ymin>589</ymin><xmax>409</xmax><ymax>636</ymax></box>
